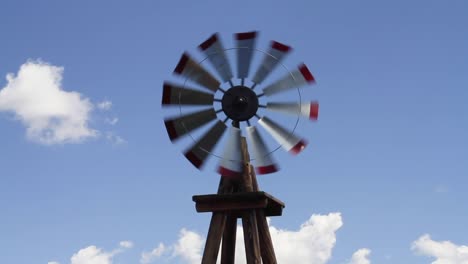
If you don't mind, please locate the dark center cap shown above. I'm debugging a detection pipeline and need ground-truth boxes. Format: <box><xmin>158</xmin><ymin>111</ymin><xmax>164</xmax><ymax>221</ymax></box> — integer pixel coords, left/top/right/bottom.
<box><xmin>221</xmin><ymin>85</ymin><xmax>259</xmax><ymax>121</ymax></box>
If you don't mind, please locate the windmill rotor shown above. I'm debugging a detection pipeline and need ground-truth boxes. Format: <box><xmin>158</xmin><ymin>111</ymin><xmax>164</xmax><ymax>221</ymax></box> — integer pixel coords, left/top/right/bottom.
<box><xmin>162</xmin><ymin>31</ymin><xmax>319</xmax><ymax>175</ymax></box>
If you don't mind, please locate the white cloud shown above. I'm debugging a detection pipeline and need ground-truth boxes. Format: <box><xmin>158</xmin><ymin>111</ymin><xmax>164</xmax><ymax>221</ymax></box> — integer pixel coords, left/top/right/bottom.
<box><xmin>141</xmin><ymin>243</ymin><xmax>166</xmax><ymax>264</ymax></box>
<box><xmin>119</xmin><ymin>241</ymin><xmax>134</xmax><ymax>249</ymax></box>
<box><xmin>51</xmin><ymin>241</ymin><xmax>132</xmax><ymax>264</ymax></box>
<box><xmin>70</xmin><ymin>246</ymin><xmax>114</xmax><ymax>264</ymax></box>
<box><xmin>97</xmin><ymin>100</ymin><xmax>112</xmax><ymax>111</ymax></box>
<box><xmin>144</xmin><ymin>213</ymin><xmax>343</xmax><ymax>264</ymax></box>
<box><xmin>412</xmin><ymin>234</ymin><xmax>468</xmax><ymax>263</ymax></box>
<box><xmin>105</xmin><ymin>117</ymin><xmax>119</xmax><ymax>125</ymax></box>
<box><xmin>0</xmin><ymin>61</ymin><xmax>97</xmax><ymax>144</ymax></box>
<box><xmin>173</xmin><ymin>229</ymin><xmax>204</xmax><ymax>264</ymax></box>
<box><xmin>349</xmin><ymin>248</ymin><xmax>371</xmax><ymax>264</ymax></box>
<box><xmin>106</xmin><ymin>132</ymin><xmax>126</xmax><ymax>145</ymax></box>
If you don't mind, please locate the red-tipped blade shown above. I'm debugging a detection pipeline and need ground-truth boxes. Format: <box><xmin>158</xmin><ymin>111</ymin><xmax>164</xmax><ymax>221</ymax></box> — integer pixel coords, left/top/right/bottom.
<box><xmin>173</xmin><ymin>52</ymin><xmax>220</xmax><ymax>92</ymax></box>
<box><xmin>164</xmin><ymin>108</ymin><xmax>217</xmax><ymax>142</ymax></box>
<box><xmin>246</xmin><ymin>126</ymin><xmax>279</xmax><ymax>175</ymax></box>
<box><xmin>162</xmin><ymin>82</ymin><xmax>214</xmax><ymax>106</ymax></box>
<box><xmin>199</xmin><ymin>33</ymin><xmax>233</xmax><ymax>83</ymax></box>
<box><xmin>258</xmin><ymin>116</ymin><xmax>307</xmax><ymax>155</ymax></box>
<box><xmin>262</xmin><ymin>63</ymin><xmax>315</xmax><ymax>97</ymax></box>
<box><xmin>266</xmin><ymin>101</ymin><xmax>319</xmax><ymax>120</ymax></box>
<box><xmin>252</xmin><ymin>41</ymin><xmax>291</xmax><ymax>85</ymax></box>
<box><xmin>235</xmin><ymin>31</ymin><xmax>257</xmax><ymax>79</ymax></box>
<box><xmin>217</xmin><ymin>126</ymin><xmax>243</xmax><ymax>177</ymax></box>
<box><xmin>184</xmin><ymin>120</ymin><xmax>227</xmax><ymax>169</ymax></box>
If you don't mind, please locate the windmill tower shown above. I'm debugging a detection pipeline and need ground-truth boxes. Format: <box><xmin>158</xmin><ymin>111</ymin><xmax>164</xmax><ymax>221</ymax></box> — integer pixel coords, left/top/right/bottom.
<box><xmin>162</xmin><ymin>32</ymin><xmax>319</xmax><ymax>263</ymax></box>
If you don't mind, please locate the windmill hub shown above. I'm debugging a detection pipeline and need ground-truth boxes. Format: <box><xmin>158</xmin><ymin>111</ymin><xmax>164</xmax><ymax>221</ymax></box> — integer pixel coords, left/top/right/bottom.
<box><xmin>221</xmin><ymin>85</ymin><xmax>259</xmax><ymax>121</ymax></box>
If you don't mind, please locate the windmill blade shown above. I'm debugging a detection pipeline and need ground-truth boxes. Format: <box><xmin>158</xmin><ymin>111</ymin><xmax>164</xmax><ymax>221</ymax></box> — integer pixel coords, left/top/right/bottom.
<box><xmin>235</xmin><ymin>31</ymin><xmax>257</xmax><ymax>79</ymax></box>
<box><xmin>164</xmin><ymin>108</ymin><xmax>217</xmax><ymax>142</ymax></box>
<box><xmin>252</xmin><ymin>41</ymin><xmax>291</xmax><ymax>85</ymax></box>
<box><xmin>262</xmin><ymin>64</ymin><xmax>315</xmax><ymax>96</ymax></box>
<box><xmin>266</xmin><ymin>101</ymin><xmax>319</xmax><ymax>120</ymax></box>
<box><xmin>246</xmin><ymin>126</ymin><xmax>279</xmax><ymax>175</ymax></box>
<box><xmin>173</xmin><ymin>52</ymin><xmax>220</xmax><ymax>92</ymax></box>
<box><xmin>162</xmin><ymin>82</ymin><xmax>214</xmax><ymax>106</ymax></box>
<box><xmin>184</xmin><ymin>120</ymin><xmax>227</xmax><ymax>169</ymax></box>
<box><xmin>258</xmin><ymin>116</ymin><xmax>307</xmax><ymax>155</ymax></box>
<box><xmin>217</xmin><ymin>126</ymin><xmax>243</xmax><ymax>177</ymax></box>
<box><xmin>199</xmin><ymin>33</ymin><xmax>233</xmax><ymax>83</ymax></box>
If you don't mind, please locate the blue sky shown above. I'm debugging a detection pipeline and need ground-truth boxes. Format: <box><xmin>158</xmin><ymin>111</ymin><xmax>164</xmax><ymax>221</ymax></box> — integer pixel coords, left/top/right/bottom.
<box><xmin>0</xmin><ymin>1</ymin><xmax>467</xmax><ymax>263</ymax></box>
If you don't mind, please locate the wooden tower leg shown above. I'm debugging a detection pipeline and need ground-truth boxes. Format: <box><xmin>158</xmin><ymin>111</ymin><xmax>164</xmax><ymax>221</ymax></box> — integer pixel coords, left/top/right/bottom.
<box><xmin>201</xmin><ymin>212</ymin><xmax>226</xmax><ymax>264</ymax></box>
<box><xmin>242</xmin><ymin>210</ymin><xmax>261</xmax><ymax>264</ymax></box>
<box><xmin>221</xmin><ymin>214</ymin><xmax>237</xmax><ymax>264</ymax></box>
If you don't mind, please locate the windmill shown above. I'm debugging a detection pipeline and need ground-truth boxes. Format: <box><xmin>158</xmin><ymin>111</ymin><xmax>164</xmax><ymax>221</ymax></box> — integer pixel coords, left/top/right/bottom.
<box><xmin>162</xmin><ymin>31</ymin><xmax>319</xmax><ymax>264</ymax></box>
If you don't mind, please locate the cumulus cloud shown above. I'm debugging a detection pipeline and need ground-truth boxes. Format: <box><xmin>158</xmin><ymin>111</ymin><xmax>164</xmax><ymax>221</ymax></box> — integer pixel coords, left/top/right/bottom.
<box><xmin>119</xmin><ymin>241</ymin><xmax>134</xmax><ymax>249</ymax></box>
<box><xmin>0</xmin><ymin>61</ymin><xmax>97</xmax><ymax>144</ymax></box>
<box><xmin>49</xmin><ymin>241</ymin><xmax>132</xmax><ymax>264</ymax></box>
<box><xmin>106</xmin><ymin>131</ymin><xmax>126</xmax><ymax>145</ymax></box>
<box><xmin>412</xmin><ymin>234</ymin><xmax>468</xmax><ymax>263</ymax></box>
<box><xmin>105</xmin><ymin>117</ymin><xmax>119</xmax><ymax>125</ymax></box>
<box><xmin>143</xmin><ymin>213</ymin><xmax>343</xmax><ymax>264</ymax></box>
<box><xmin>349</xmin><ymin>248</ymin><xmax>371</xmax><ymax>264</ymax></box>
<box><xmin>97</xmin><ymin>100</ymin><xmax>112</xmax><ymax>111</ymax></box>
<box><xmin>141</xmin><ymin>243</ymin><xmax>166</xmax><ymax>264</ymax></box>
<box><xmin>173</xmin><ymin>229</ymin><xmax>204</xmax><ymax>264</ymax></box>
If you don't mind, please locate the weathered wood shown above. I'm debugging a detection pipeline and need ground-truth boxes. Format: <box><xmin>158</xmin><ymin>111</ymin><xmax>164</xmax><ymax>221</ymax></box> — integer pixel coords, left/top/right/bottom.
<box><xmin>197</xmin><ymin>198</ymin><xmax>268</xmax><ymax>212</ymax></box>
<box><xmin>201</xmin><ymin>212</ymin><xmax>226</xmax><ymax>264</ymax></box>
<box><xmin>193</xmin><ymin>191</ymin><xmax>284</xmax><ymax>216</ymax></box>
<box><xmin>241</xmin><ymin>137</ymin><xmax>254</xmax><ymax>192</ymax></box>
<box><xmin>242</xmin><ymin>211</ymin><xmax>261</xmax><ymax>264</ymax></box>
<box><xmin>221</xmin><ymin>214</ymin><xmax>237</xmax><ymax>264</ymax></box>
<box><xmin>257</xmin><ymin>210</ymin><xmax>278</xmax><ymax>264</ymax></box>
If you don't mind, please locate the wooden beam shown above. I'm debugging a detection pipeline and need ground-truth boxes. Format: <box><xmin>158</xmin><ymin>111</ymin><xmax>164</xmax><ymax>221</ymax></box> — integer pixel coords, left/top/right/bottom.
<box><xmin>221</xmin><ymin>214</ymin><xmax>237</xmax><ymax>264</ymax></box>
<box><xmin>201</xmin><ymin>212</ymin><xmax>226</xmax><ymax>264</ymax></box>
<box><xmin>257</xmin><ymin>210</ymin><xmax>277</xmax><ymax>263</ymax></box>
<box><xmin>242</xmin><ymin>211</ymin><xmax>261</xmax><ymax>264</ymax></box>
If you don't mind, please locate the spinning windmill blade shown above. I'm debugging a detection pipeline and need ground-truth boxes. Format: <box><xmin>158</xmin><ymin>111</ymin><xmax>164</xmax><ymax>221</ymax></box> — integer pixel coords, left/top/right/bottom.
<box><xmin>164</xmin><ymin>108</ymin><xmax>217</xmax><ymax>142</ymax></box>
<box><xmin>252</xmin><ymin>41</ymin><xmax>291</xmax><ymax>86</ymax></box>
<box><xmin>262</xmin><ymin>63</ymin><xmax>315</xmax><ymax>96</ymax></box>
<box><xmin>266</xmin><ymin>101</ymin><xmax>319</xmax><ymax>120</ymax></box>
<box><xmin>184</xmin><ymin>120</ymin><xmax>227</xmax><ymax>169</ymax></box>
<box><xmin>173</xmin><ymin>53</ymin><xmax>221</xmax><ymax>92</ymax></box>
<box><xmin>235</xmin><ymin>31</ymin><xmax>257</xmax><ymax>80</ymax></box>
<box><xmin>199</xmin><ymin>33</ymin><xmax>233</xmax><ymax>84</ymax></box>
<box><xmin>246</xmin><ymin>126</ymin><xmax>278</xmax><ymax>174</ymax></box>
<box><xmin>162</xmin><ymin>31</ymin><xmax>319</xmax><ymax>176</ymax></box>
<box><xmin>258</xmin><ymin>116</ymin><xmax>307</xmax><ymax>155</ymax></box>
<box><xmin>162</xmin><ymin>82</ymin><xmax>214</xmax><ymax>106</ymax></box>
<box><xmin>217</xmin><ymin>126</ymin><xmax>243</xmax><ymax>177</ymax></box>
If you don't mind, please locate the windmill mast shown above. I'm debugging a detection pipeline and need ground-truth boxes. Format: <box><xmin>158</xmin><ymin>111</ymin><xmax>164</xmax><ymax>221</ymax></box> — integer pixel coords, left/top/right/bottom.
<box><xmin>193</xmin><ymin>137</ymin><xmax>283</xmax><ymax>263</ymax></box>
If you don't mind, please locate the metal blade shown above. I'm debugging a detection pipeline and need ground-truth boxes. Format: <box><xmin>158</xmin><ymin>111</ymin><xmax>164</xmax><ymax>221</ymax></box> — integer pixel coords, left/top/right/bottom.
<box><xmin>217</xmin><ymin>126</ymin><xmax>243</xmax><ymax>177</ymax></box>
<box><xmin>162</xmin><ymin>82</ymin><xmax>214</xmax><ymax>106</ymax></box>
<box><xmin>235</xmin><ymin>31</ymin><xmax>257</xmax><ymax>79</ymax></box>
<box><xmin>246</xmin><ymin>126</ymin><xmax>279</xmax><ymax>174</ymax></box>
<box><xmin>262</xmin><ymin>64</ymin><xmax>315</xmax><ymax>96</ymax></box>
<box><xmin>184</xmin><ymin>120</ymin><xmax>227</xmax><ymax>169</ymax></box>
<box><xmin>258</xmin><ymin>116</ymin><xmax>307</xmax><ymax>155</ymax></box>
<box><xmin>173</xmin><ymin>52</ymin><xmax>220</xmax><ymax>92</ymax></box>
<box><xmin>164</xmin><ymin>108</ymin><xmax>217</xmax><ymax>142</ymax></box>
<box><xmin>252</xmin><ymin>41</ymin><xmax>291</xmax><ymax>85</ymax></box>
<box><xmin>266</xmin><ymin>101</ymin><xmax>319</xmax><ymax>120</ymax></box>
<box><xmin>199</xmin><ymin>33</ymin><xmax>233</xmax><ymax>83</ymax></box>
